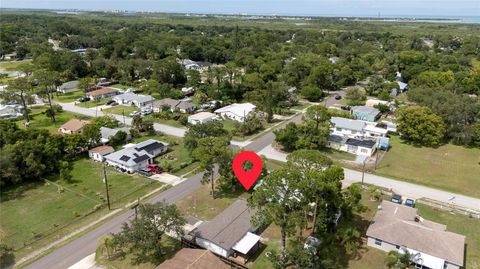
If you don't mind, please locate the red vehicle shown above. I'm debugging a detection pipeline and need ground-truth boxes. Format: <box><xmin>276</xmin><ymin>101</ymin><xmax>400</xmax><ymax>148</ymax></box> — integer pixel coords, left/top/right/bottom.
<box><xmin>146</xmin><ymin>164</ymin><xmax>162</xmax><ymax>174</ymax></box>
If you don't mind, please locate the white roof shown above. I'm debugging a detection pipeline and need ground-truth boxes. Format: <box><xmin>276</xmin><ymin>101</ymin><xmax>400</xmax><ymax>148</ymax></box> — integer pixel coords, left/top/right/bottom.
<box><xmin>397</xmin><ymin>81</ymin><xmax>408</xmax><ymax>90</ymax></box>
<box><xmin>363</xmin><ymin>124</ymin><xmax>388</xmax><ymax>135</ymax></box>
<box><xmin>232</xmin><ymin>232</ymin><xmax>261</xmax><ymax>255</ymax></box>
<box><xmin>188</xmin><ymin>112</ymin><xmax>218</xmax><ymax>121</ymax></box>
<box><xmin>214</xmin><ymin>103</ymin><xmax>256</xmax><ymax>117</ymax></box>
<box><xmin>331</xmin><ymin>117</ymin><xmax>366</xmax><ymax>131</ymax></box>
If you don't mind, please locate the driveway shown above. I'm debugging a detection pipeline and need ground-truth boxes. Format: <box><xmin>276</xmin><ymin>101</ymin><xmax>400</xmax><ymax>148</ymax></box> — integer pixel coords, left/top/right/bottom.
<box><xmin>56</xmin><ymin>102</ymin><xmax>186</xmax><ymax>137</ymax></box>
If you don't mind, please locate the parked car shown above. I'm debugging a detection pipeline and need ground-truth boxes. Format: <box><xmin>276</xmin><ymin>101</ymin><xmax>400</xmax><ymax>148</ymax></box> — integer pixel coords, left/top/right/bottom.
<box><xmin>404</xmin><ymin>198</ymin><xmax>415</xmax><ymax>208</ymax></box>
<box><xmin>340</xmin><ymin>105</ymin><xmax>351</xmax><ymax>111</ymax></box>
<box><xmin>141</xmin><ymin>108</ymin><xmax>152</xmax><ymax>116</ymax></box>
<box><xmin>335</xmin><ymin>95</ymin><xmax>342</xmax><ymax>100</ymax></box>
<box><xmin>105</xmin><ymin>100</ymin><xmax>118</xmax><ymax>106</ymax></box>
<box><xmin>129</xmin><ymin>111</ymin><xmax>141</xmax><ymax>117</ymax></box>
<box><xmin>138</xmin><ymin>168</ymin><xmax>153</xmax><ymax>177</ymax></box>
<box><xmin>391</xmin><ymin>194</ymin><xmax>402</xmax><ymax>204</ymax></box>
<box><xmin>77</xmin><ymin>97</ymin><xmax>90</xmax><ymax>102</ymax></box>
<box><xmin>146</xmin><ymin>164</ymin><xmax>162</xmax><ymax>174</ymax></box>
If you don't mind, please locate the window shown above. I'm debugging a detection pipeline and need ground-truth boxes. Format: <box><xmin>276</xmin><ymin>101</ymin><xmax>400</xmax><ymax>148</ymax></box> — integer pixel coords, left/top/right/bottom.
<box><xmin>374</xmin><ymin>239</ymin><xmax>382</xmax><ymax>246</ymax></box>
<box><xmin>336</xmin><ymin>127</ymin><xmax>342</xmax><ymax>132</ymax></box>
<box><xmin>361</xmin><ymin>149</ymin><xmax>368</xmax><ymax>154</ymax></box>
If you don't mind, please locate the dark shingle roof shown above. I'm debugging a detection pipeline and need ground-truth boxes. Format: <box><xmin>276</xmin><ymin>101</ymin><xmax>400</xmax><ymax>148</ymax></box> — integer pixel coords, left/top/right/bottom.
<box><xmin>329</xmin><ymin>134</ymin><xmax>344</xmax><ymax>143</ymax></box>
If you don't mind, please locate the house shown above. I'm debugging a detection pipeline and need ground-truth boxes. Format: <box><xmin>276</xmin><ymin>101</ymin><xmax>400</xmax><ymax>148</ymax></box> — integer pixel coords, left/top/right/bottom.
<box><xmin>188</xmin><ymin>112</ymin><xmax>218</xmax><ymax>125</ymax></box>
<box><xmin>112</xmin><ymin>92</ymin><xmax>154</xmax><ymax>109</ymax></box>
<box><xmin>328</xmin><ymin>135</ymin><xmax>377</xmax><ymax>156</ymax></box>
<box><xmin>0</xmin><ymin>104</ymin><xmax>23</xmax><ymax>119</ymax></box>
<box><xmin>88</xmin><ymin>145</ymin><xmax>114</xmax><ymax>162</ymax></box>
<box><xmin>58</xmin><ymin>119</ymin><xmax>90</xmax><ymax>134</ymax></box>
<box><xmin>100</xmin><ymin>126</ymin><xmax>131</xmax><ymax>144</ymax></box>
<box><xmin>156</xmin><ymin>248</ymin><xmax>230</xmax><ymax>269</ymax></box>
<box><xmin>367</xmin><ymin>201</ymin><xmax>465</xmax><ymax>269</ymax></box>
<box><xmin>365</xmin><ymin>99</ymin><xmax>389</xmax><ymax>107</ymax></box>
<box><xmin>214</xmin><ymin>103</ymin><xmax>256</xmax><ymax>122</ymax></box>
<box><xmin>57</xmin><ymin>80</ymin><xmax>80</xmax><ymax>93</ymax></box>
<box><xmin>153</xmin><ymin>98</ymin><xmax>180</xmax><ymax>112</ymax></box>
<box><xmin>351</xmin><ymin>106</ymin><xmax>381</xmax><ymax>122</ymax></box>
<box><xmin>176</xmin><ymin>101</ymin><xmax>196</xmax><ymax>113</ymax></box>
<box><xmin>330</xmin><ymin>117</ymin><xmax>387</xmax><ymax>139</ymax></box>
<box><xmin>104</xmin><ymin>139</ymin><xmax>168</xmax><ymax>172</ymax></box>
<box><xmin>181</xmin><ymin>86</ymin><xmax>195</xmax><ymax>95</ymax></box>
<box><xmin>85</xmin><ymin>87</ymin><xmax>119</xmax><ymax>100</ymax></box>
<box><xmin>397</xmin><ymin>81</ymin><xmax>408</xmax><ymax>93</ymax></box>
<box><xmin>191</xmin><ymin>199</ymin><xmax>261</xmax><ymax>260</ymax></box>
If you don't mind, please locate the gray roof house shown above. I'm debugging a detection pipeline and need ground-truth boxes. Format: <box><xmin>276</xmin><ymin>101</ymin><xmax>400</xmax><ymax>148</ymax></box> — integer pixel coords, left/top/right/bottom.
<box><xmin>113</xmin><ymin>92</ymin><xmax>154</xmax><ymax>108</ymax></box>
<box><xmin>57</xmin><ymin>80</ymin><xmax>80</xmax><ymax>93</ymax></box>
<box><xmin>100</xmin><ymin>127</ymin><xmax>131</xmax><ymax>144</ymax></box>
<box><xmin>104</xmin><ymin>139</ymin><xmax>168</xmax><ymax>172</ymax></box>
<box><xmin>153</xmin><ymin>98</ymin><xmax>196</xmax><ymax>113</ymax></box>
<box><xmin>367</xmin><ymin>201</ymin><xmax>465</xmax><ymax>269</ymax></box>
<box><xmin>191</xmin><ymin>199</ymin><xmax>260</xmax><ymax>259</ymax></box>
<box><xmin>351</xmin><ymin>106</ymin><xmax>381</xmax><ymax>122</ymax></box>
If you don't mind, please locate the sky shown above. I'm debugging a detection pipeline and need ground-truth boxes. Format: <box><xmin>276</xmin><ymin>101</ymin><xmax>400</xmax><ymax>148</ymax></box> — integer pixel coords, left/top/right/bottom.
<box><xmin>1</xmin><ymin>0</ymin><xmax>479</xmax><ymax>17</ymax></box>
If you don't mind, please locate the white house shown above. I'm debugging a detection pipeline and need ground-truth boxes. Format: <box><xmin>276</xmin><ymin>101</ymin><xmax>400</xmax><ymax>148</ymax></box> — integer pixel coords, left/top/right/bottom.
<box><xmin>88</xmin><ymin>145</ymin><xmax>114</xmax><ymax>162</ymax></box>
<box><xmin>104</xmin><ymin>139</ymin><xmax>168</xmax><ymax>172</ymax></box>
<box><xmin>330</xmin><ymin>117</ymin><xmax>387</xmax><ymax>139</ymax></box>
<box><xmin>181</xmin><ymin>86</ymin><xmax>195</xmax><ymax>95</ymax></box>
<box><xmin>367</xmin><ymin>201</ymin><xmax>465</xmax><ymax>269</ymax></box>
<box><xmin>188</xmin><ymin>112</ymin><xmax>218</xmax><ymax>125</ymax></box>
<box><xmin>214</xmin><ymin>103</ymin><xmax>256</xmax><ymax>122</ymax></box>
<box><xmin>112</xmin><ymin>92</ymin><xmax>154</xmax><ymax>109</ymax></box>
<box><xmin>57</xmin><ymin>80</ymin><xmax>80</xmax><ymax>93</ymax></box>
<box><xmin>328</xmin><ymin>135</ymin><xmax>377</xmax><ymax>157</ymax></box>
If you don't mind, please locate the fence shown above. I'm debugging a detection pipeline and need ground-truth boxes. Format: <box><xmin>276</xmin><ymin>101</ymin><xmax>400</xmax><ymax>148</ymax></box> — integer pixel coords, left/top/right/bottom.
<box><xmin>417</xmin><ymin>198</ymin><xmax>480</xmax><ymax>219</ymax></box>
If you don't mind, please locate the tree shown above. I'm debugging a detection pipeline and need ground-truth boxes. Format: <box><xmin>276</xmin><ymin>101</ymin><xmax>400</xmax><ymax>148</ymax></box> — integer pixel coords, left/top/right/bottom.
<box><xmin>91</xmin><ymin>115</ymin><xmax>119</xmax><ymax>128</ymax></box>
<box><xmin>249</xmin><ymin>168</ymin><xmax>305</xmax><ymax>266</ymax></box>
<box><xmin>0</xmin><ymin>243</ymin><xmax>15</xmax><ymax>269</ymax></box>
<box><xmin>3</xmin><ymin>78</ymin><xmax>34</xmax><ymax>122</ymax></box>
<box><xmin>396</xmin><ymin>106</ymin><xmax>446</xmax><ymax>146</ymax></box>
<box><xmin>109</xmin><ymin>131</ymin><xmax>128</xmax><ymax>146</ymax></box>
<box><xmin>78</xmin><ymin>77</ymin><xmax>94</xmax><ymax>92</ymax></box>
<box><xmin>34</xmin><ymin>69</ymin><xmax>60</xmax><ymax>122</ymax></box>
<box><xmin>234</xmin><ymin>114</ymin><xmax>264</xmax><ymax>136</ymax></box>
<box><xmin>385</xmin><ymin>249</ymin><xmax>412</xmax><ymax>269</ymax></box>
<box><xmin>301</xmin><ymin>85</ymin><xmax>323</xmax><ymax>102</ymax></box>
<box><xmin>304</xmin><ymin>105</ymin><xmax>330</xmax><ymax>131</ymax></box>
<box><xmin>184</xmin><ymin>121</ymin><xmax>229</xmax><ymax>152</ymax></box>
<box><xmin>111</xmin><ymin>202</ymin><xmax>186</xmax><ymax>264</ymax></box>
<box><xmin>83</xmin><ymin>123</ymin><xmax>101</xmax><ymax>146</ymax></box>
<box><xmin>345</xmin><ymin>87</ymin><xmax>366</xmax><ymax>106</ymax></box>
<box><xmin>274</xmin><ymin>123</ymin><xmax>300</xmax><ymax>151</ymax></box>
<box><xmin>192</xmin><ymin>137</ymin><xmax>229</xmax><ymax>199</ymax></box>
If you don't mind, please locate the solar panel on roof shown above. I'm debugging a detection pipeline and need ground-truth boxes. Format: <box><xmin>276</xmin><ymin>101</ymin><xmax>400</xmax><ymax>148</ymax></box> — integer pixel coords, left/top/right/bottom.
<box><xmin>120</xmin><ymin>155</ymin><xmax>130</xmax><ymax>162</ymax></box>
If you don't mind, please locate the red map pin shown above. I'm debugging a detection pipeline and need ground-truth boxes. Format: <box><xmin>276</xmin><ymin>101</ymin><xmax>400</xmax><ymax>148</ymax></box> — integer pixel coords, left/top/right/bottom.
<box><xmin>232</xmin><ymin>151</ymin><xmax>263</xmax><ymax>191</ymax></box>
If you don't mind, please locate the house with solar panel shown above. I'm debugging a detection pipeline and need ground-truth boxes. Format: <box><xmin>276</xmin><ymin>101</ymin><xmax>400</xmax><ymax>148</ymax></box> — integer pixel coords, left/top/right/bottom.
<box><xmin>104</xmin><ymin>139</ymin><xmax>168</xmax><ymax>173</ymax></box>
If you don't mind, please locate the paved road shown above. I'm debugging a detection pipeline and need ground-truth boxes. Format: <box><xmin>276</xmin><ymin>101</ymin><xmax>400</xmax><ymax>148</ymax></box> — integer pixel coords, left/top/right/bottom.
<box><xmin>259</xmin><ymin>144</ymin><xmax>480</xmax><ymax>211</ymax></box>
<box><xmin>24</xmin><ymin>171</ymin><xmax>209</xmax><ymax>269</ymax></box>
<box><xmin>57</xmin><ymin>102</ymin><xmax>187</xmax><ymax>137</ymax></box>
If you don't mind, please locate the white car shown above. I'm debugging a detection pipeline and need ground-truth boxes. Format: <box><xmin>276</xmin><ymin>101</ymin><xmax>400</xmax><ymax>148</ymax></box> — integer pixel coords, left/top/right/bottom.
<box><xmin>129</xmin><ymin>111</ymin><xmax>141</xmax><ymax>117</ymax></box>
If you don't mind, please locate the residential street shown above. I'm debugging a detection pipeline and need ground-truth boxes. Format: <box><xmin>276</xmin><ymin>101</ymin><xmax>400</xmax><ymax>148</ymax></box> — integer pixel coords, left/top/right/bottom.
<box><xmin>25</xmin><ymin>91</ymin><xmax>480</xmax><ymax>269</ymax></box>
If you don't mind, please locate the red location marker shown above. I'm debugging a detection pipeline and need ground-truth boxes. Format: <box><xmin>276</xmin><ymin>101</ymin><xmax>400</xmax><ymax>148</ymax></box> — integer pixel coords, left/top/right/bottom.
<box><xmin>232</xmin><ymin>151</ymin><xmax>263</xmax><ymax>191</ymax></box>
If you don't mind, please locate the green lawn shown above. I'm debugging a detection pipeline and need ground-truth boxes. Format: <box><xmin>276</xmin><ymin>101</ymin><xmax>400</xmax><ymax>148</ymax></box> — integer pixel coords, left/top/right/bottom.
<box><xmin>76</xmin><ymin>98</ymin><xmax>112</xmax><ymax>108</ymax></box>
<box><xmin>0</xmin><ymin>158</ymin><xmax>161</xmax><ymax>251</ymax></box>
<box><xmin>52</xmin><ymin>91</ymin><xmax>85</xmax><ymax>103</ymax></box>
<box><xmin>15</xmin><ymin>106</ymin><xmax>90</xmax><ymax>134</ymax></box>
<box><xmin>96</xmin><ymin>236</ymin><xmax>181</xmax><ymax>269</ymax></box>
<box><xmin>132</xmin><ymin>134</ymin><xmax>196</xmax><ymax>174</ymax></box>
<box><xmin>290</xmin><ymin>102</ymin><xmax>311</xmax><ymax>111</ymax></box>
<box><xmin>416</xmin><ymin>204</ymin><xmax>480</xmax><ymax>268</ymax></box>
<box><xmin>176</xmin><ymin>182</ymin><xmax>250</xmax><ymax>221</ymax></box>
<box><xmin>0</xmin><ymin>61</ymin><xmax>25</xmax><ymax>70</ymax></box>
<box><xmin>109</xmin><ymin>84</ymin><xmax>131</xmax><ymax>90</ymax></box>
<box><xmin>376</xmin><ymin>135</ymin><xmax>480</xmax><ymax>198</ymax></box>
<box><xmin>103</xmin><ymin>105</ymin><xmax>138</xmax><ymax>116</ymax></box>
<box><xmin>151</xmin><ymin>118</ymin><xmax>185</xmax><ymax>128</ymax></box>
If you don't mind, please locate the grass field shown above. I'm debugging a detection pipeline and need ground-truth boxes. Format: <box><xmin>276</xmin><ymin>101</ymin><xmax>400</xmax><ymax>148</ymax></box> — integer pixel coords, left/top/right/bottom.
<box><xmin>0</xmin><ymin>61</ymin><xmax>25</xmax><ymax>70</ymax></box>
<box><xmin>103</xmin><ymin>105</ymin><xmax>138</xmax><ymax>115</ymax></box>
<box><xmin>376</xmin><ymin>135</ymin><xmax>480</xmax><ymax>198</ymax></box>
<box><xmin>176</xmin><ymin>182</ymin><xmax>250</xmax><ymax>220</ymax></box>
<box><xmin>132</xmin><ymin>134</ymin><xmax>197</xmax><ymax>174</ymax></box>
<box><xmin>0</xmin><ymin>158</ymin><xmax>161</xmax><ymax>251</ymax></box>
<box><xmin>52</xmin><ymin>91</ymin><xmax>85</xmax><ymax>103</ymax></box>
<box><xmin>15</xmin><ymin>106</ymin><xmax>90</xmax><ymax>133</ymax></box>
<box><xmin>76</xmin><ymin>98</ymin><xmax>112</xmax><ymax>108</ymax></box>
<box><xmin>416</xmin><ymin>204</ymin><xmax>480</xmax><ymax>268</ymax></box>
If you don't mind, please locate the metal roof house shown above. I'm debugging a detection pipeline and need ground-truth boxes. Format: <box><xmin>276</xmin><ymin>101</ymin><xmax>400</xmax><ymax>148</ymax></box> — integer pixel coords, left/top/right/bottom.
<box><xmin>188</xmin><ymin>112</ymin><xmax>218</xmax><ymax>125</ymax></box>
<box><xmin>190</xmin><ymin>199</ymin><xmax>261</xmax><ymax>261</ymax></box>
<box><xmin>57</xmin><ymin>80</ymin><xmax>80</xmax><ymax>93</ymax></box>
<box><xmin>351</xmin><ymin>106</ymin><xmax>381</xmax><ymax>122</ymax></box>
<box><xmin>112</xmin><ymin>92</ymin><xmax>154</xmax><ymax>109</ymax></box>
<box><xmin>104</xmin><ymin>139</ymin><xmax>168</xmax><ymax>173</ymax></box>
<box><xmin>214</xmin><ymin>103</ymin><xmax>256</xmax><ymax>123</ymax></box>
<box><xmin>367</xmin><ymin>201</ymin><xmax>465</xmax><ymax>269</ymax></box>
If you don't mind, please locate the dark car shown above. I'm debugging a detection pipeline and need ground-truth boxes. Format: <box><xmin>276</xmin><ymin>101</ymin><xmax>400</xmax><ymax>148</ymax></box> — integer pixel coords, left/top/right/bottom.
<box><xmin>391</xmin><ymin>194</ymin><xmax>402</xmax><ymax>204</ymax></box>
<box><xmin>105</xmin><ymin>100</ymin><xmax>117</xmax><ymax>106</ymax></box>
<box><xmin>335</xmin><ymin>95</ymin><xmax>342</xmax><ymax>100</ymax></box>
<box><xmin>404</xmin><ymin>198</ymin><xmax>415</xmax><ymax>208</ymax></box>
<box><xmin>138</xmin><ymin>168</ymin><xmax>153</xmax><ymax>177</ymax></box>
<box><xmin>340</xmin><ymin>105</ymin><xmax>351</xmax><ymax>111</ymax></box>
<box><xmin>77</xmin><ymin>97</ymin><xmax>90</xmax><ymax>102</ymax></box>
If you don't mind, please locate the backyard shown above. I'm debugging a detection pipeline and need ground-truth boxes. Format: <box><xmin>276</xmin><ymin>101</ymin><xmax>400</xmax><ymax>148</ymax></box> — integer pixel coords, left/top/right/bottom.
<box><xmin>376</xmin><ymin>135</ymin><xmax>480</xmax><ymax>198</ymax></box>
<box><xmin>0</xmin><ymin>158</ymin><xmax>162</xmax><ymax>255</ymax></box>
<box><xmin>103</xmin><ymin>105</ymin><xmax>138</xmax><ymax>116</ymax></box>
<box><xmin>15</xmin><ymin>106</ymin><xmax>90</xmax><ymax>133</ymax></box>
<box><xmin>52</xmin><ymin>91</ymin><xmax>85</xmax><ymax>103</ymax></box>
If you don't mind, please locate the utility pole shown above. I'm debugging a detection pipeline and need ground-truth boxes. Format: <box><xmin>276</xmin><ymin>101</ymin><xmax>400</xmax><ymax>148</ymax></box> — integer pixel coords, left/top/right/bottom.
<box><xmin>122</xmin><ymin>110</ymin><xmax>126</xmax><ymax>125</ymax></box>
<box><xmin>361</xmin><ymin>158</ymin><xmax>367</xmax><ymax>189</ymax></box>
<box><xmin>103</xmin><ymin>163</ymin><xmax>111</xmax><ymax>210</ymax></box>
<box><xmin>374</xmin><ymin>147</ymin><xmax>380</xmax><ymax>170</ymax></box>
